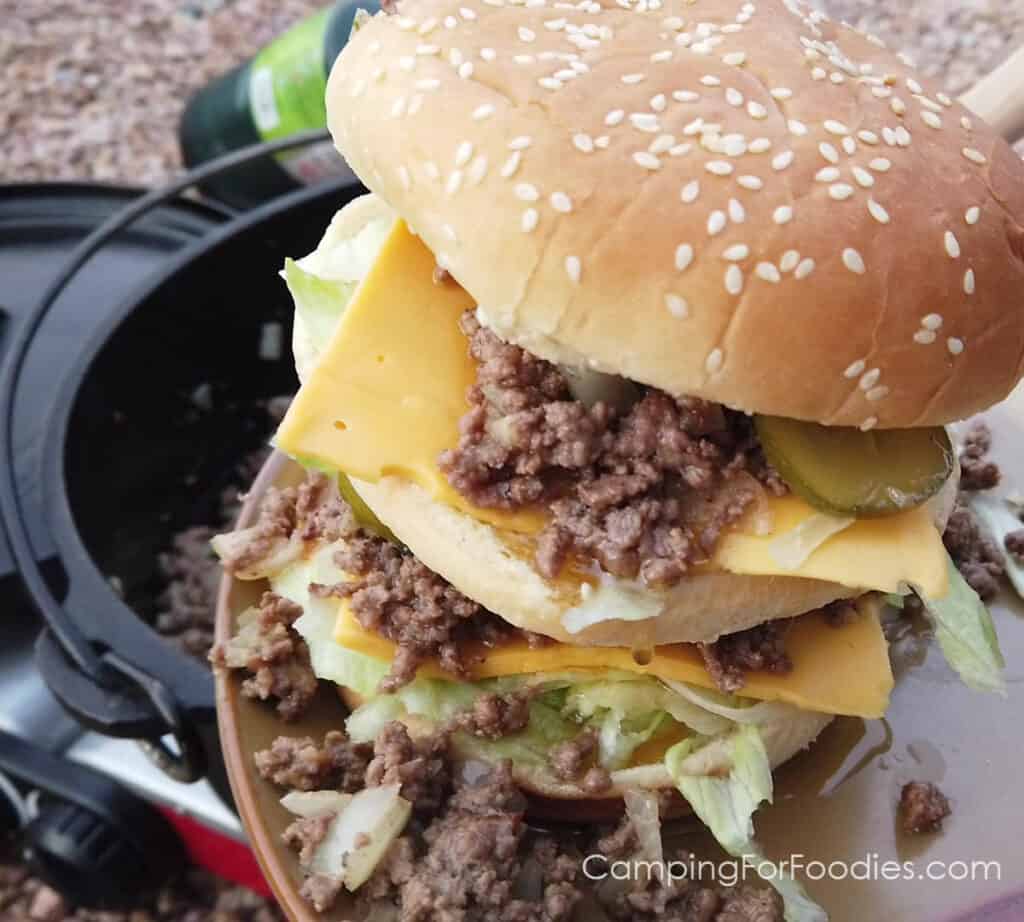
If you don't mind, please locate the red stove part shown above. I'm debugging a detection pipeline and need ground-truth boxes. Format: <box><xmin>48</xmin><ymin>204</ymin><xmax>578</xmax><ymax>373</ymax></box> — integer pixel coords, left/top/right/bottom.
<box><xmin>159</xmin><ymin>807</ymin><xmax>273</xmax><ymax>899</ymax></box>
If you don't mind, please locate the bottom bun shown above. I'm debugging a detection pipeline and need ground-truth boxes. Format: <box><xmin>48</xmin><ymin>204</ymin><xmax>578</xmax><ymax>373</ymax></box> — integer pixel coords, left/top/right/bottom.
<box><xmin>339</xmin><ymin>687</ymin><xmax>833</xmax><ymax>821</ymax></box>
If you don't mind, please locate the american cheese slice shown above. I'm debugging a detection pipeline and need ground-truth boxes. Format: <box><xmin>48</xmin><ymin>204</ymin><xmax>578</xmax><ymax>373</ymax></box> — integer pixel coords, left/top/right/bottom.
<box><xmin>277</xmin><ymin>220</ymin><xmax>949</xmax><ymax>598</ymax></box>
<box><xmin>333</xmin><ymin>598</ymin><xmax>894</xmax><ymax>719</ymax></box>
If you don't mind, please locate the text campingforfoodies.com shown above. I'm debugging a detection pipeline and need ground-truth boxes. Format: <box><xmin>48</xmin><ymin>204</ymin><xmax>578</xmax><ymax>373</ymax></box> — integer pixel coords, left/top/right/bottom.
<box><xmin>581</xmin><ymin>853</ymin><xmax>1003</xmax><ymax>888</ymax></box>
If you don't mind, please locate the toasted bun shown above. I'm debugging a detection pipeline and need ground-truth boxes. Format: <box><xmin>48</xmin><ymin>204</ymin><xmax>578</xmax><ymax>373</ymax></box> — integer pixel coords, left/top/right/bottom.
<box><xmin>338</xmin><ymin>688</ymin><xmax>833</xmax><ymax>811</ymax></box>
<box><xmin>327</xmin><ymin>0</ymin><xmax>1024</xmax><ymax>429</ymax></box>
<box><xmin>350</xmin><ymin>468</ymin><xmax>958</xmax><ymax>645</ymax></box>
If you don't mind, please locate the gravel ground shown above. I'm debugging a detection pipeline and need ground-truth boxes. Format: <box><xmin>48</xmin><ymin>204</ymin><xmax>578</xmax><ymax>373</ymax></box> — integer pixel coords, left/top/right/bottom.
<box><xmin>1</xmin><ymin>1</ymin><xmax>1023</xmax><ymax>920</ymax></box>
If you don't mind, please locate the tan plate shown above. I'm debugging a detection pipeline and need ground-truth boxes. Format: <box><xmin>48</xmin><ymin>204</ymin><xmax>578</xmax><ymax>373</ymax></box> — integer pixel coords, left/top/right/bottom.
<box><xmin>216</xmin><ymin>388</ymin><xmax>1024</xmax><ymax>922</ymax></box>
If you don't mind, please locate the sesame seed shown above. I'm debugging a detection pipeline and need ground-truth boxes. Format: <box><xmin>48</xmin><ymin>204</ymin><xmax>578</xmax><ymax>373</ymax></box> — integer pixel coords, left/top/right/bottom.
<box><xmin>844</xmin><ymin>359</ymin><xmax>866</xmax><ymax>379</ymax></box>
<box><xmin>481</xmin><ymin>47</ymin><xmax>497</xmax><ymax>60</ymax></box>
<box><xmin>819</xmin><ymin>142</ymin><xmax>839</xmax><ymax>164</ymax></box>
<box><xmin>721</xmin><ymin>135</ymin><xmax>746</xmax><ymax>157</ymax></box>
<box><xmin>396</xmin><ymin>16</ymin><xmax>416</xmax><ymax>29</ymax></box>
<box><xmin>622</xmin><ymin>73</ymin><xmax>646</xmax><ymax>85</ymax></box>
<box><xmin>633</xmin><ymin>151</ymin><xmax>662</xmax><ymax>170</ymax></box>
<box><xmin>824</xmin><ymin>120</ymin><xmax>849</xmax><ymax>135</ymax></box>
<box><xmin>851</xmin><ymin>166</ymin><xmax>874</xmax><ymax>188</ymax></box>
<box><xmin>594</xmin><ymin>135</ymin><xmax>610</xmax><ymax>149</ymax></box>
<box><xmin>650</xmin><ymin>134</ymin><xmax>676</xmax><ymax>155</ymax></box>
<box><xmin>938</xmin><ymin>92</ymin><xmax>953</xmax><ymax>107</ymax></box>
<box><xmin>869</xmin><ymin>157</ymin><xmax>892</xmax><ymax>172</ymax></box>
<box><xmin>795</xmin><ymin>258</ymin><xmax>816</xmax><ymax>280</ymax></box>
<box><xmin>772</xmin><ymin>150</ymin><xmax>794</xmax><ymax>171</ymax></box>
<box><xmin>749</xmin><ymin>138</ymin><xmax>772</xmax><ymax>153</ymax></box>
<box><xmin>890</xmin><ymin>97</ymin><xmax>907</xmax><ymax>116</ymax></box>
<box><xmin>705</xmin><ymin>348</ymin><xmax>724</xmax><ymax>373</ymax></box>
<box><xmin>351</xmin><ymin>78</ymin><xmax>367</xmax><ymax>97</ymax></box>
<box><xmin>673</xmin><ymin>90</ymin><xmax>700</xmax><ymax>102</ymax></box>
<box><xmin>858</xmin><ymin>130</ymin><xmax>879</xmax><ymax>145</ymax></box>
<box><xmin>961</xmin><ymin>116</ymin><xmax>974</xmax><ymax>131</ymax></box>
<box><xmin>872</xmin><ymin>86</ymin><xmax>893</xmax><ymax>99</ymax></box>
<box><xmin>830</xmin><ymin>184</ymin><xmax>855</xmax><ymax>201</ymax></box>
<box><xmin>515</xmin><ymin>182</ymin><xmax>539</xmax><ymax>201</ymax></box>
<box><xmin>785</xmin><ymin>119</ymin><xmax>807</xmax><ymax>137</ymax></box>
<box><xmin>812</xmin><ymin>67</ymin><xmax>826</xmax><ymax>81</ymax></box>
<box><xmin>630</xmin><ymin>113</ymin><xmax>661</xmax><ymax>133</ymax></box>
<box><xmin>723</xmin><ymin>244</ymin><xmax>750</xmax><ymax>261</ymax></box>
<box><xmin>859</xmin><ymin>368</ymin><xmax>881</xmax><ymax>390</ymax></box>
<box><xmin>424</xmin><ymin>161</ymin><xmax>440</xmax><ymax>180</ymax></box>
<box><xmin>747</xmin><ymin>101</ymin><xmax>768</xmax><ymax>119</ymax></box>
<box><xmin>842</xmin><ymin>137</ymin><xmax>857</xmax><ymax>155</ymax></box>
<box><xmin>651</xmin><ymin>50</ymin><xmax>673</xmax><ymax>63</ymax></box>
<box><xmin>780</xmin><ymin>250</ymin><xmax>800</xmax><ymax>272</ymax></box>
<box><xmin>914</xmin><ymin>330</ymin><xmax>937</xmax><ymax>345</ymax></box>
<box><xmin>455</xmin><ymin>141</ymin><xmax>474</xmax><ymax>167</ymax></box>
<box><xmin>921</xmin><ymin>110</ymin><xmax>942</xmax><ymax>130</ymax></box>
<box><xmin>708</xmin><ymin>210</ymin><xmax>727</xmax><ymax>235</ymax></box>
<box><xmin>573</xmin><ymin>133</ymin><xmax>594</xmax><ymax>153</ymax></box>
<box><xmin>399</xmin><ymin>56</ymin><xmax>416</xmax><ymax>72</ymax></box>
<box><xmin>964</xmin><ymin>269</ymin><xmax>976</xmax><ymax>295</ymax></box>
<box><xmin>417</xmin><ymin>43</ymin><xmax>440</xmax><ymax>55</ymax></box>
<box><xmin>390</xmin><ymin>96</ymin><xmax>409</xmax><ymax>118</ymax></box>
<box><xmin>398</xmin><ymin>166</ymin><xmax>411</xmax><ymax>190</ymax></box>
<box><xmin>772</xmin><ymin>205</ymin><xmax>793</xmax><ymax>225</ymax></box>
<box><xmin>565</xmin><ymin>255</ymin><xmax>581</xmax><ymax>283</ymax></box>
<box><xmin>509</xmin><ymin>136</ymin><xmax>532</xmax><ymax>150</ymax></box>
<box><xmin>867</xmin><ymin>199</ymin><xmax>890</xmax><ymax>224</ymax></box>
<box><xmin>675</xmin><ymin>243</ymin><xmax>694</xmax><ymax>271</ymax></box>
<box><xmin>728</xmin><ymin>198</ymin><xmax>746</xmax><ymax>223</ymax></box>
<box><xmin>815</xmin><ymin>167</ymin><xmax>840</xmax><ymax>182</ymax></box>
<box><xmin>446</xmin><ymin>170</ymin><xmax>464</xmax><ymax>195</ymax></box>
<box><xmin>860</xmin><ymin>417</ymin><xmax>879</xmax><ymax>432</ymax></box>
<box><xmin>944</xmin><ymin>231</ymin><xmax>961</xmax><ymax>259</ymax></box>
<box><xmin>756</xmin><ymin>262</ymin><xmax>782</xmax><ymax>283</ymax></box>
<box><xmin>518</xmin><ymin>26</ymin><xmax>536</xmax><ymax>41</ymax></box>
<box><xmin>408</xmin><ymin>94</ymin><xmax>424</xmax><ymax>115</ymax></box>
<box><xmin>725</xmin><ymin>265</ymin><xmax>744</xmax><ymax>295</ymax></box>
<box><xmin>554</xmin><ymin>69</ymin><xmax>577</xmax><ymax>81</ymax></box>
<box><xmin>681</xmin><ymin>180</ymin><xmax>700</xmax><ymax>203</ymax></box>
<box><xmin>417</xmin><ymin>19</ymin><xmax>437</xmax><ymax>33</ymax></box>
<box><xmin>843</xmin><ymin>248</ymin><xmax>866</xmax><ymax>274</ymax></box>
<box><xmin>664</xmin><ymin>293</ymin><xmax>689</xmax><ymax>318</ymax></box>
<box><xmin>651</xmin><ymin>93</ymin><xmax>667</xmax><ymax>112</ymax></box>
<box><xmin>962</xmin><ymin>147</ymin><xmax>987</xmax><ymax>165</ymax></box>
<box><xmin>414</xmin><ymin>78</ymin><xmax>440</xmax><ymax>92</ymax></box>
<box><xmin>605</xmin><ymin>109</ymin><xmax>625</xmax><ymax>126</ymax></box>
<box><xmin>662</xmin><ymin>15</ymin><xmax>684</xmax><ymax>28</ymax></box>
<box><xmin>965</xmin><ymin>206</ymin><xmax>981</xmax><ymax>225</ymax></box>
<box><xmin>947</xmin><ymin>338</ymin><xmax>964</xmax><ymax>355</ymax></box>
<box><xmin>725</xmin><ymin>88</ymin><xmax>744</xmax><ymax>107</ymax></box>
<box><xmin>921</xmin><ymin>313</ymin><xmax>943</xmax><ymax>330</ymax></box>
<box><xmin>468</xmin><ymin>155</ymin><xmax>488</xmax><ymax>185</ymax></box>
<box><xmin>737</xmin><ymin>175</ymin><xmax>763</xmax><ymax>190</ymax></box>
<box><xmin>500</xmin><ymin>151</ymin><xmax>522</xmax><ymax>178</ymax></box>
<box><xmin>917</xmin><ymin>95</ymin><xmax>943</xmax><ymax>113</ymax></box>
<box><xmin>866</xmin><ymin>386</ymin><xmax>890</xmax><ymax>402</ymax></box>
<box><xmin>458</xmin><ymin>62</ymin><xmax>474</xmax><ymax>79</ymax></box>
<box><xmin>459</xmin><ymin>6</ymin><xmax>477</xmax><ymax>19</ymax></box>
<box><xmin>882</xmin><ymin>126</ymin><xmax>898</xmax><ymax>146</ymax></box>
<box><xmin>442</xmin><ymin>223</ymin><xmax>458</xmax><ymax>242</ymax></box>
<box><xmin>706</xmin><ymin>160</ymin><xmax>734</xmax><ymax>176</ymax></box>
<box><xmin>830</xmin><ymin>72</ymin><xmax>845</xmax><ymax>84</ymax></box>
<box><xmin>895</xmin><ymin>126</ymin><xmax>912</xmax><ymax>146</ymax></box>
<box><xmin>551</xmin><ymin>191</ymin><xmax>573</xmax><ymax>213</ymax></box>
<box><xmin>771</xmin><ymin>87</ymin><xmax>793</xmax><ymax>100</ymax></box>
<box><xmin>906</xmin><ymin>77</ymin><xmax>923</xmax><ymax>94</ymax></box>
<box><xmin>700</xmin><ymin>75</ymin><xmax>721</xmax><ymax>87</ymax></box>
<box><xmin>723</xmin><ymin>51</ymin><xmax>747</xmax><ymax>66</ymax></box>
<box><xmin>538</xmin><ymin>77</ymin><xmax>562</xmax><ymax>90</ymax></box>
<box><xmin>544</xmin><ymin>17</ymin><xmax>566</xmax><ymax>30</ymax></box>
<box><xmin>444</xmin><ymin>15</ymin><xmax>457</xmax><ymax>28</ymax></box>
<box><xmin>469</xmin><ymin>103</ymin><xmax>495</xmax><ymax>121</ymax></box>
<box><xmin>521</xmin><ymin>208</ymin><xmax>539</xmax><ymax>232</ymax></box>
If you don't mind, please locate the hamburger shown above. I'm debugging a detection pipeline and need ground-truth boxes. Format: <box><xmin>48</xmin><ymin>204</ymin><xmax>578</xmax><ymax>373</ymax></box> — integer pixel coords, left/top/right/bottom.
<box><xmin>213</xmin><ymin>0</ymin><xmax>1024</xmax><ymax>916</ymax></box>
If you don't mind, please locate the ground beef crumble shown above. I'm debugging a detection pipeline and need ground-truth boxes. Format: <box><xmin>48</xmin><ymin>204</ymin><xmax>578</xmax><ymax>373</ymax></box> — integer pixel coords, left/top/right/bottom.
<box><xmin>209</xmin><ymin>591</ymin><xmax>318</xmax><ymax>720</ymax></box>
<box><xmin>364</xmin><ymin>721</ymin><xmax>451</xmax><ymax>813</ymax></box>
<box><xmin>958</xmin><ymin>422</ymin><xmax>1001</xmax><ymax>492</ymax></box>
<box><xmin>899</xmin><ymin>781</ymin><xmax>951</xmax><ymax>834</ymax></box>
<box><xmin>254</xmin><ymin>731</ymin><xmax>371</xmax><ymax>792</ymax></box>
<box><xmin>548</xmin><ymin>728</ymin><xmax>613</xmax><ymax>794</ymax></box>
<box><xmin>698</xmin><ymin>620</ymin><xmax>793</xmax><ymax>694</ymax></box>
<box><xmin>439</xmin><ymin>312</ymin><xmax>787</xmax><ymax>588</ymax></box>
<box><xmin>1005</xmin><ymin>529</ymin><xmax>1024</xmax><ymax>563</ymax></box>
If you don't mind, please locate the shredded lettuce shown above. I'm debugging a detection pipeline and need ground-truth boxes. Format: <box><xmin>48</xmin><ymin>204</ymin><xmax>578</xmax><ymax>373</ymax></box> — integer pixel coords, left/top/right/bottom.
<box><xmin>768</xmin><ymin>514</ymin><xmax>855</xmax><ymax>571</ymax></box>
<box><xmin>283</xmin><ymin>259</ymin><xmax>358</xmax><ymax>356</ymax></box>
<box><xmin>969</xmin><ymin>494</ymin><xmax>1024</xmax><ymax>599</ymax></box>
<box><xmin>561</xmin><ymin>575</ymin><xmax>664</xmax><ymax>634</ymax></box>
<box><xmin>913</xmin><ymin>554</ymin><xmax>1006</xmax><ymax>696</ymax></box>
<box><xmin>666</xmin><ymin>726</ymin><xmax>827</xmax><ymax>922</ymax></box>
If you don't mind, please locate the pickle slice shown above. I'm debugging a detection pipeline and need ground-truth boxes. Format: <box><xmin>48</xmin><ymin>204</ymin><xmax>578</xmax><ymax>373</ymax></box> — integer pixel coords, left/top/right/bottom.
<box><xmin>755</xmin><ymin>416</ymin><xmax>954</xmax><ymax>518</ymax></box>
<box><xmin>338</xmin><ymin>473</ymin><xmax>398</xmax><ymax>542</ymax></box>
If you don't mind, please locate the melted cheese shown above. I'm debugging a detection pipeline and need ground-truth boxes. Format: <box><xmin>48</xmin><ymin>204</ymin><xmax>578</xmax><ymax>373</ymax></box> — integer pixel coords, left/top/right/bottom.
<box><xmin>277</xmin><ymin>220</ymin><xmax>949</xmax><ymax>598</ymax></box>
<box><xmin>333</xmin><ymin>599</ymin><xmax>894</xmax><ymax>719</ymax></box>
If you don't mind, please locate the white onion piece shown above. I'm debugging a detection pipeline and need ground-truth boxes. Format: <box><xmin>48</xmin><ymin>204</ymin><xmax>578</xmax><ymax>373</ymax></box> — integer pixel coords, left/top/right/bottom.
<box><xmin>561</xmin><ymin>366</ymin><xmax>641</xmax><ymax>413</ymax></box>
<box><xmin>280</xmin><ymin>790</ymin><xmax>353</xmax><ymax>819</ymax></box>
<box><xmin>308</xmin><ymin>784</ymin><xmax>412</xmax><ymax>891</ymax></box>
<box><xmin>211</xmin><ymin>528</ymin><xmax>304</xmax><ymax>580</ymax></box>
<box><xmin>623</xmin><ymin>788</ymin><xmax>663</xmax><ymax>868</ymax></box>
<box><xmin>768</xmin><ymin>514</ymin><xmax>855</xmax><ymax>570</ymax></box>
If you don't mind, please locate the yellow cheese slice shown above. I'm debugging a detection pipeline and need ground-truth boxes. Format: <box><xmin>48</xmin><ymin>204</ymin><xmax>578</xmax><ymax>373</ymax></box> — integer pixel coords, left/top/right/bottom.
<box><xmin>277</xmin><ymin>220</ymin><xmax>949</xmax><ymax>597</ymax></box>
<box><xmin>333</xmin><ymin>598</ymin><xmax>894</xmax><ymax>719</ymax></box>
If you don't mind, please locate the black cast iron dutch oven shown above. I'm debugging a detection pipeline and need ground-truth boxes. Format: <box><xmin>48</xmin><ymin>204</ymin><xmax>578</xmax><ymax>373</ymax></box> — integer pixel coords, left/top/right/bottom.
<box><xmin>0</xmin><ymin>133</ymin><xmax>363</xmax><ymax>805</ymax></box>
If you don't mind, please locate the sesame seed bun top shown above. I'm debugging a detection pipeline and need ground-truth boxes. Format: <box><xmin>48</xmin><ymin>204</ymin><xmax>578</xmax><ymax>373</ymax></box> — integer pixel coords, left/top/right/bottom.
<box><xmin>327</xmin><ymin>0</ymin><xmax>1024</xmax><ymax>429</ymax></box>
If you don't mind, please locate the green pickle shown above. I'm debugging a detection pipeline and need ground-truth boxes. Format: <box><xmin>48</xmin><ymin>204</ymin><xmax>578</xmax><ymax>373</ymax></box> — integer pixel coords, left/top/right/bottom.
<box><xmin>337</xmin><ymin>473</ymin><xmax>398</xmax><ymax>542</ymax></box>
<box><xmin>755</xmin><ymin>415</ymin><xmax>953</xmax><ymax>518</ymax></box>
